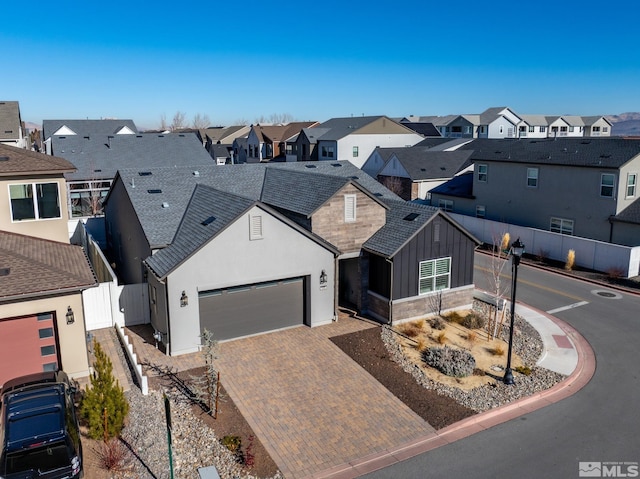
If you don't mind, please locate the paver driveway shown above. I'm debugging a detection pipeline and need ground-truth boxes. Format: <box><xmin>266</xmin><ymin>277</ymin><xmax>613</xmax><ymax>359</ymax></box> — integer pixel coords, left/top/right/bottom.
<box><xmin>215</xmin><ymin>316</ymin><xmax>436</xmax><ymax>479</ymax></box>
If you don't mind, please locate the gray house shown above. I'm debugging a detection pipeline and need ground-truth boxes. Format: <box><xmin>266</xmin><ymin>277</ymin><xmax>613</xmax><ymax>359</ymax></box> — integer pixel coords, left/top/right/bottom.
<box><xmin>103</xmin><ymin>161</ymin><xmax>479</xmax><ymax>354</ymax></box>
<box><xmin>430</xmin><ymin>138</ymin><xmax>640</xmax><ymax>246</ymax></box>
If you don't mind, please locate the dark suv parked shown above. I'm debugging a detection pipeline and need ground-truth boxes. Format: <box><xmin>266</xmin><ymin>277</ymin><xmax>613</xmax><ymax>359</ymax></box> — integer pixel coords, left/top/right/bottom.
<box><xmin>0</xmin><ymin>371</ymin><xmax>83</xmax><ymax>478</ymax></box>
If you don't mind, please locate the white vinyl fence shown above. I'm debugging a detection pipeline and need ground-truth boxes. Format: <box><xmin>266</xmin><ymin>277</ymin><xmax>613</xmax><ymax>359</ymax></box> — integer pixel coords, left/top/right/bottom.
<box><xmin>449</xmin><ymin>213</ymin><xmax>640</xmax><ymax>279</ymax></box>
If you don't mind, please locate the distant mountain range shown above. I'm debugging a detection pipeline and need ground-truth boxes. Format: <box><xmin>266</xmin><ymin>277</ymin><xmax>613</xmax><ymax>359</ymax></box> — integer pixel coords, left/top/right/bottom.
<box><xmin>607</xmin><ymin>112</ymin><xmax>640</xmax><ymax>136</ymax></box>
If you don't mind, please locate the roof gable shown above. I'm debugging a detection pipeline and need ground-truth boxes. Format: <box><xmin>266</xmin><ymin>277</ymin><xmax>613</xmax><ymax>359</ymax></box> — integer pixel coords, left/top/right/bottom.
<box><xmin>0</xmin><ymin>101</ymin><xmax>23</xmax><ymax>140</ymax></box>
<box><xmin>0</xmin><ymin>144</ymin><xmax>76</xmax><ymax>177</ymax></box>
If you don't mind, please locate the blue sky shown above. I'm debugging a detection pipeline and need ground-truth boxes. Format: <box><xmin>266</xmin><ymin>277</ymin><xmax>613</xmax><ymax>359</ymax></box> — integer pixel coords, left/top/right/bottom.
<box><xmin>3</xmin><ymin>1</ymin><xmax>639</xmax><ymax>130</ymax></box>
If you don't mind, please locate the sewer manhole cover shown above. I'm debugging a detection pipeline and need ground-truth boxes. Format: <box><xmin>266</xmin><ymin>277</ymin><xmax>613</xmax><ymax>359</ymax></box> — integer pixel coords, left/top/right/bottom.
<box><xmin>591</xmin><ymin>289</ymin><xmax>623</xmax><ymax>299</ymax></box>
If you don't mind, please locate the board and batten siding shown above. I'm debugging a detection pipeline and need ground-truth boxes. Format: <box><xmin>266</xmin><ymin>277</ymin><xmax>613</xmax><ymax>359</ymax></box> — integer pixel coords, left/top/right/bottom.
<box><xmin>391</xmin><ymin>216</ymin><xmax>475</xmax><ymax>300</ymax></box>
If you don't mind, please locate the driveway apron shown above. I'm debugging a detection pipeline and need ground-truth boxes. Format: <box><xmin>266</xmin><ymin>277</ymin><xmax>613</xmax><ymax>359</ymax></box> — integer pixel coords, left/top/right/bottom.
<box><xmin>216</xmin><ymin>318</ymin><xmax>436</xmax><ymax>479</ymax></box>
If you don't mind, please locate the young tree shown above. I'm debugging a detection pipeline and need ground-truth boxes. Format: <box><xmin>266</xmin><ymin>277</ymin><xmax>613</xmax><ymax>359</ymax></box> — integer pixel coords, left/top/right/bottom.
<box><xmin>192</xmin><ymin>113</ymin><xmax>211</xmax><ymax>129</ymax></box>
<box><xmin>485</xmin><ymin>232</ymin><xmax>511</xmax><ymax>339</ymax></box>
<box><xmin>170</xmin><ymin>111</ymin><xmax>187</xmax><ymax>131</ymax></box>
<box><xmin>190</xmin><ymin>328</ymin><xmax>220</xmax><ymax>416</ymax></box>
<box><xmin>81</xmin><ymin>340</ymin><xmax>129</xmax><ymax>440</ymax></box>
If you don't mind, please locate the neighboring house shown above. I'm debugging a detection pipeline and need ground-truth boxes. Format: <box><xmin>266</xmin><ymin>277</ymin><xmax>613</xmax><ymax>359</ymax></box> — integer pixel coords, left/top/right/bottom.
<box><xmin>290</xmin><ymin>127</ymin><xmax>331</xmax><ymax>162</ymax></box>
<box><xmin>232</xmin><ymin>136</ymin><xmax>249</xmax><ymax>164</ymax></box>
<box><xmin>42</xmin><ymin>120</ymin><xmax>213</xmax><ymax>219</ymax></box>
<box><xmin>306</xmin><ymin>116</ymin><xmax>424</xmax><ymax>169</ymax></box>
<box><xmin>471</xmin><ymin>107</ymin><xmax>522</xmax><ymax>139</ymax></box>
<box><xmin>246</xmin><ymin>122</ymin><xmax>318</xmax><ymax>163</ymax></box>
<box><xmin>518</xmin><ymin>115</ymin><xmax>549</xmax><ymax>138</ymax></box>
<box><xmin>103</xmin><ymin>161</ymin><xmax>479</xmax><ymax>354</ymax></box>
<box><xmin>0</xmin><ymin>144</ymin><xmax>75</xmax><ymax>243</ymax></box>
<box><xmin>0</xmin><ymin>231</ymin><xmax>97</xmax><ymax>384</ymax></box>
<box><xmin>429</xmin><ymin>138</ymin><xmax>640</xmax><ymax>245</ymax></box>
<box><xmin>397</xmin><ymin>117</ymin><xmax>442</xmax><ymax>137</ymax></box>
<box><xmin>209</xmin><ymin>144</ymin><xmax>233</xmax><ymax>165</ymax></box>
<box><xmin>203</xmin><ymin>126</ymin><xmax>250</xmax><ymax>149</ymax></box>
<box><xmin>416</xmin><ymin>115</ymin><xmax>475</xmax><ymax>139</ymax></box>
<box><xmin>371</xmin><ymin>147</ymin><xmax>474</xmax><ymax>201</ymax></box>
<box><xmin>0</xmin><ymin>101</ymin><xmax>27</xmax><ymax>149</ymax></box>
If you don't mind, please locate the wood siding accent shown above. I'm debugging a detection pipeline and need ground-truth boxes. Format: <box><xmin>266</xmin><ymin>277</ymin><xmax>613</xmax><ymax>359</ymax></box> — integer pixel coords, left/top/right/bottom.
<box><xmin>311</xmin><ymin>184</ymin><xmax>386</xmax><ymax>254</ymax></box>
<box><xmin>392</xmin><ymin>216</ymin><xmax>475</xmax><ymax>300</ymax></box>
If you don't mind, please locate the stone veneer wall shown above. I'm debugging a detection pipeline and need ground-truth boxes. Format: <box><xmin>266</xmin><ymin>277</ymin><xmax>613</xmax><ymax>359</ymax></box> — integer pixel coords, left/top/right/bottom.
<box><xmin>391</xmin><ymin>286</ymin><xmax>475</xmax><ymax>323</ymax></box>
<box><xmin>311</xmin><ymin>183</ymin><xmax>386</xmax><ymax>254</ymax></box>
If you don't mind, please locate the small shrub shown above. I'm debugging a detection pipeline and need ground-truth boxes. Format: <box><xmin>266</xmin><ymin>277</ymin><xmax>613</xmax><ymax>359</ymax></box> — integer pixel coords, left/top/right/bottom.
<box><xmin>467</xmin><ymin>331</ymin><xmax>478</xmax><ymax>345</ymax></box>
<box><xmin>472</xmin><ymin>368</ymin><xmax>486</xmax><ymax>376</ymax></box>
<box><xmin>244</xmin><ymin>435</ymin><xmax>255</xmax><ymax>468</ymax></box>
<box><xmin>221</xmin><ymin>435</ymin><xmax>244</xmax><ymax>463</ymax></box>
<box><xmin>97</xmin><ymin>438</ymin><xmax>132</xmax><ymax>472</ymax></box>
<box><xmin>429</xmin><ymin>317</ymin><xmax>446</xmax><ymax>330</ymax></box>
<box><xmin>515</xmin><ymin>365</ymin><xmax>532</xmax><ymax>376</ymax></box>
<box><xmin>436</xmin><ymin>332</ymin><xmax>447</xmax><ymax>344</ymax></box>
<box><xmin>413</xmin><ymin>318</ymin><xmax>426</xmax><ymax>329</ymax></box>
<box><xmin>565</xmin><ymin>249</ymin><xmax>575</xmax><ymax>271</ymax></box>
<box><xmin>398</xmin><ymin>323</ymin><xmax>422</xmax><ymax>338</ymax></box>
<box><xmin>606</xmin><ymin>267</ymin><xmax>625</xmax><ymax>279</ymax></box>
<box><xmin>491</xmin><ymin>344</ymin><xmax>506</xmax><ymax>356</ymax></box>
<box><xmin>461</xmin><ymin>312</ymin><xmax>486</xmax><ymax>330</ymax></box>
<box><xmin>500</xmin><ymin>232</ymin><xmax>511</xmax><ymax>252</ymax></box>
<box><xmin>445</xmin><ymin>311</ymin><xmax>464</xmax><ymax>324</ymax></box>
<box><xmin>536</xmin><ymin>248</ymin><xmax>550</xmax><ymax>263</ymax></box>
<box><xmin>422</xmin><ymin>346</ymin><xmax>476</xmax><ymax>378</ymax></box>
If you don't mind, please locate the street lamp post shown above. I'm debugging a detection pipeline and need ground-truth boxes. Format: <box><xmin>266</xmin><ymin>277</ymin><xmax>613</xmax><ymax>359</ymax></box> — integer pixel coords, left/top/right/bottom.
<box><xmin>504</xmin><ymin>238</ymin><xmax>525</xmax><ymax>385</ymax></box>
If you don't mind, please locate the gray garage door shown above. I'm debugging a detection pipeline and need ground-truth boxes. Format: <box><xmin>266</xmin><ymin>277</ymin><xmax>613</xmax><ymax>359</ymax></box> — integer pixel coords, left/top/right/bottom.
<box><xmin>198</xmin><ymin>277</ymin><xmax>305</xmax><ymax>341</ymax></box>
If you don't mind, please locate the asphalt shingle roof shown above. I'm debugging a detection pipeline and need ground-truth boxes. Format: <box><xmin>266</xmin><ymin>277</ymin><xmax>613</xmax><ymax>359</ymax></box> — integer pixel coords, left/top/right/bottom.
<box><xmin>52</xmin><ymin>132</ymin><xmax>214</xmax><ymax>181</ymax></box>
<box><xmin>612</xmin><ymin>197</ymin><xmax>640</xmax><ymax>225</ymax></box>
<box><xmin>429</xmin><ymin>171</ymin><xmax>474</xmax><ymax>198</ymax></box>
<box><xmin>467</xmin><ymin>138</ymin><xmax>640</xmax><ymax>168</ymax></box>
<box><xmin>42</xmin><ymin>119</ymin><xmax>138</xmax><ymax>139</ymax></box>
<box><xmin>145</xmin><ymin>185</ymin><xmax>255</xmax><ymax>278</ymax></box>
<box><xmin>0</xmin><ymin>231</ymin><xmax>97</xmax><ymax>300</ymax></box>
<box><xmin>381</xmin><ymin>148</ymin><xmax>473</xmax><ymax>180</ymax></box>
<box><xmin>314</xmin><ymin>116</ymin><xmax>389</xmax><ymax>141</ymax></box>
<box><xmin>0</xmin><ymin>101</ymin><xmax>22</xmax><ymax>141</ymax></box>
<box><xmin>0</xmin><ymin>144</ymin><xmax>76</xmax><ymax>176</ymax></box>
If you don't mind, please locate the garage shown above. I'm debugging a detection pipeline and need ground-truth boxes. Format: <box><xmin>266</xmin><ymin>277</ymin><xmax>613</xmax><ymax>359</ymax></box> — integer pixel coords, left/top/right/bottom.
<box><xmin>0</xmin><ymin>312</ymin><xmax>60</xmax><ymax>387</ymax></box>
<box><xmin>198</xmin><ymin>277</ymin><xmax>306</xmax><ymax>341</ymax></box>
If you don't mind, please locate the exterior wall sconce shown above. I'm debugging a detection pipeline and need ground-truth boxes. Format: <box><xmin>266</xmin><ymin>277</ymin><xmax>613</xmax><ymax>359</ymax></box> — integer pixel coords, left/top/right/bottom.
<box><xmin>320</xmin><ymin>270</ymin><xmax>328</xmax><ymax>290</ymax></box>
<box><xmin>66</xmin><ymin>306</ymin><xmax>75</xmax><ymax>325</ymax></box>
<box><xmin>180</xmin><ymin>291</ymin><xmax>189</xmax><ymax>307</ymax></box>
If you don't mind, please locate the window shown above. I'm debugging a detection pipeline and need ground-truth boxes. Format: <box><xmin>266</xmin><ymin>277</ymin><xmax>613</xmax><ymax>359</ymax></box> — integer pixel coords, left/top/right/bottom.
<box><xmin>41</xmin><ymin>345</ymin><xmax>55</xmax><ymax>356</ymax></box>
<box><xmin>9</xmin><ymin>182</ymin><xmax>61</xmax><ymax>221</ymax></box>
<box><xmin>603</xmin><ymin>126</ymin><xmax>609</xmax><ymax>133</ymax></box>
<box><xmin>527</xmin><ymin>167</ymin><xmax>539</xmax><ymax>187</ymax></box>
<box><xmin>600</xmin><ymin>173</ymin><xmax>615</xmax><ymax>197</ymax></box>
<box><xmin>560</xmin><ymin>126</ymin><xmax>568</xmax><ymax>132</ymax></box>
<box><xmin>593</xmin><ymin>126</ymin><xmax>601</xmax><ymax>132</ymax></box>
<box><xmin>479</xmin><ymin>126</ymin><xmax>485</xmax><ymax>133</ymax></box>
<box><xmin>452</xmin><ymin>126</ymin><xmax>462</xmax><ymax>133</ymax></box>
<box><xmin>550</xmin><ymin>217</ymin><xmax>574</xmax><ymax>235</ymax></box>
<box><xmin>352</xmin><ymin>146</ymin><xmax>359</xmax><ymax>158</ymax></box>
<box><xmin>551</xmin><ymin>126</ymin><xmax>559</xmax><ymax>133</ymax></box>
<box><xmin>627</xmin><ymin>173</ymin><xmax>637</xmax><ymax>198</ymax></box>
<box><xmin>38</xmin><ymin>328</ymin><xmax>54</xmax><ymax>339</ymax></box>
<box><xmin>419</xmin><ymin>257</ymin><xmax>451</xmax><ymax>294</ymax></box>
<box><xmin>569</xmin><ymin>126</ymin><xmax>574</xmax><ymax>132</ymax></box>
<box><xmin>477</xmin><ymin>164</ymin><xmax>488</xmax><ymax>182</ymax></box>
<box><xmin>528</xmin><ymin>126</ymin><xmax>535</xmax><ymax>133</ymax></box>
<box><xmin>344</xmin><ymin>195</ymin><xmax>356</xmax><ymax>222</ymax></box>
<box><xmin>438</xmin><ymin>199</ymin><xmax>453</xmax><ymax>212</ymax></box>
<box><xmin>321</xmin><ymin>145</ymin><xmax>335</xmax><ymax>158</ymax></box>
<box><xmin>249</xmin><ymin>215</ymin><xmax>263</xmax><ymax>240</ymax></box>
<box><xmin>540</xmin><ymin>126</ymin><xmax>546</xmax><ymax>133</ymax></box>
<box><xmin>476</xmin><ymin>205</ymin><xmax>486</xmax><ymax>218</ymax></box>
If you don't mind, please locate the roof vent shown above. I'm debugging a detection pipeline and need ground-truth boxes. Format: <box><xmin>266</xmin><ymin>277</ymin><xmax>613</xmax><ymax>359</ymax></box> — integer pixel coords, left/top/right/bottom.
<box><xmin>331</xmin><ymin>163</ymin><xmax>342</xmax><ymax>167</ymax></box>
<box><xmin>201</xmin><ymin>216</ymin><xmax>216</xmax><ymax>226</ymax></box>
<box><xmin>193</xmin><ymin>170</ymin><xmax>200</xmax><ymax>177</ymax></box>
<box><xmin>0</xmin><ymin>156</ymin><xmax>9</xmax><ymax>162</ymax></box>
<box><xmin>374</xmin><ymin>193</ymin><xmax>383</xmax><ymax>197</ymax></box>
<box><xmin>138</xmin><ymin>171</ymin><xmax>152</xmax><ymax>176</ymax></box>
<box><xmin>162</xmin><ymin>202</ymin><xmax>169</xmax><ymax>208</ymax></box>
<box><xmin>94</xmin><ymin>169</ymin><xmax>102</xmax><ymax>173</ymax></box>
<box><xmin>147</xmin><ymin>189</ymin><xmax>162</xmax><ymax>194</ymax></box>
<box><xmin>350</xmin><ymin>175</ymin><xmax>359</xmax><ymax>180</ymax></box>
<box><xmin>403</xmin><ymin>213</ymin><xmax>420</xmax><ymax>221</ymax></box>
<box><xmin>421</xmin><ymin>168</ymin><xmax>426</xmax><ymax>171</ymax></box>
<box><xmin>0</xmin><ymin>267</ymin><xmax>10</xmax><ymax>276</ymax></box>
<box><xmin>600</xmin><ymin>154</ymin><xmax>611</xmax><ymax>158</ymax></box>
<box><xmin>305</xmin><ymin>164</ymin><xmax>317</xmax><ymax>168</ymax></box>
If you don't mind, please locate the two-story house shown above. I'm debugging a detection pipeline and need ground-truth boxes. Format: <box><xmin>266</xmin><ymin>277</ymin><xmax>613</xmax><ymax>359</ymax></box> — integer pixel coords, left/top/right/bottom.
<box><xmin>246</xmin><ymin>122</ymin><xmax>318</xmax><ymax>163</ymax></box>
<box><xmin>0</xmin><ymin>144</ymin><xmax>97</xmax><ymax>384</ymax></box>
<box><xmin>0</xmin><ymin>101</ymin><xmax>27</xmax><ymax>149</ymax></box>
<box><xmin>429</xmin><ymin>138</ymin><xmax>640</xmax><ymax>246</ymax></box>
<box><xmin>103</xmin><ymin>161</ymin><xmax>479</xmax><ymax>355</ymax></box>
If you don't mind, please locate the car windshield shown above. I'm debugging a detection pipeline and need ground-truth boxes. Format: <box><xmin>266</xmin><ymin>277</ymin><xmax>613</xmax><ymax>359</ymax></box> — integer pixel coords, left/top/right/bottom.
<box><xmin>5</xmin><ymin>440</ymin><xmax>71</xmax><ymax>475</ymax></box>
<box><xmin>7</xmin><ymin>410</ymin><xmax>63</xmax><ymax>445</ymax></box>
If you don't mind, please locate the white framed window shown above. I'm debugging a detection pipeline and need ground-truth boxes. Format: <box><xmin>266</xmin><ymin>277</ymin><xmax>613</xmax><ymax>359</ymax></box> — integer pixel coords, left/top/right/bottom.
<box><xmin>603</xmin><ymin>126</ymin><xmax>609</xmax><ymax>133</ymax></box>
<box><xmin>527</xmin><ymin>167</ymin><xmax>539</xmax><ymax>187</ymax></box>
<box><xmin>249</xmin><ymin>214</ymin><xmax>263</xmax><ymax>240</ymax></box>
<box><xmin>569</xmin><ymin>126</ymin><xmax>574</xmax><ymax>132</ymax></box>
<box><xmin>528</xmin><ymin>126</ymin><xmax>535</xmax><ymax>133</ymax></box>
<box><xmin>627</xmin><ymin>173</ymin><xmax>637</xmax><ymax>198</ymax></box>
<box><xmin>438</xmin><ymin>199</ymin><xmax>453</xmax><ymax>212</ymax></box>
<box><xmin>593</xmin><ymin>126</ymin><xmax>601</xmax><ymax>132</ymax></box>
<box><xmin>561</xmin><ymin>126</ymin><xmax>568</xmax><ymax>132</ymax></box>
<box><xmin>419</xmin><ymin>257</ymin><xmax>451</xmax><ymax>294</ymax></box>
<box><xmin>550</xmin><ymin>217</ymin><xmax>574</xmax><ymax>235</ymax></box>
<box><xmin>352</xmin><ymin>146</ymin><xmax>359</xmax><ymax>157</ymax></box>
<box><xmin>476</xmin><ymin>205</ymin><xmax>485</xmax><ymax>218</ymax></box>
<box><xmin>477</xmin><ymin>164</ymin><xmax>488</xmax><ymax>182</ymax></box>
<box><xmin>9</xmin><ymin>182</ymin><xmax>61</xmax><ymax>221</ymax></box>
<box><xmin>600</xmin><ymin>173</ymin><xmax>615</xmax><ymax>197</ymax></box>
<box><xmin>540</xmin><ymin>126</ymin><xmax>546</xmax><ymax>132</ymax></box>
<box><xmin>344</xmin><ymin>194</ymin><xmax>356</xmax><ymax>222</ymax></box>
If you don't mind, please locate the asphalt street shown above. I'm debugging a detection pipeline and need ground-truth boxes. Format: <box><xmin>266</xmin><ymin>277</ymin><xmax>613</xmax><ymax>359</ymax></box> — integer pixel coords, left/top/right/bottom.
<box><xmin>363</xmin><ymin>253</ymin><xmax>640</xmax><ymax>479</ymax></box>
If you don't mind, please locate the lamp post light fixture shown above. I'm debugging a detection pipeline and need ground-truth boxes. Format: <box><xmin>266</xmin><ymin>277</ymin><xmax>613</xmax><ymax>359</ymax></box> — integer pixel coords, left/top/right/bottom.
<box><xmin>65</xmin><ymin>306</ymin><xmax>75</xmax><ymax>325</ymax></box>
<box><xmin>503</xmin><ymin>237</ymin><xmax>525</xmax><ymax>385</ymax></box>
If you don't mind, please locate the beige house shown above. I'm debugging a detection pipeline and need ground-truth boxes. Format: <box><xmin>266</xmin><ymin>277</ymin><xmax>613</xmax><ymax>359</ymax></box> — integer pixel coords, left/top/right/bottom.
<box><xmin>0</xmin><ymin>144</ymin><xmax>97</xmax><ymax>385</ymax></box>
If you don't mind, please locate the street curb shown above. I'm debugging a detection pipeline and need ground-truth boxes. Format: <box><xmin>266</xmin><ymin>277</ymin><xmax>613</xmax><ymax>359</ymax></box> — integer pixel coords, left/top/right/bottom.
<box><xmin>309</xmin><ymin>308</ymin><xmax>596</xmax><ymax>479</ymax></box>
